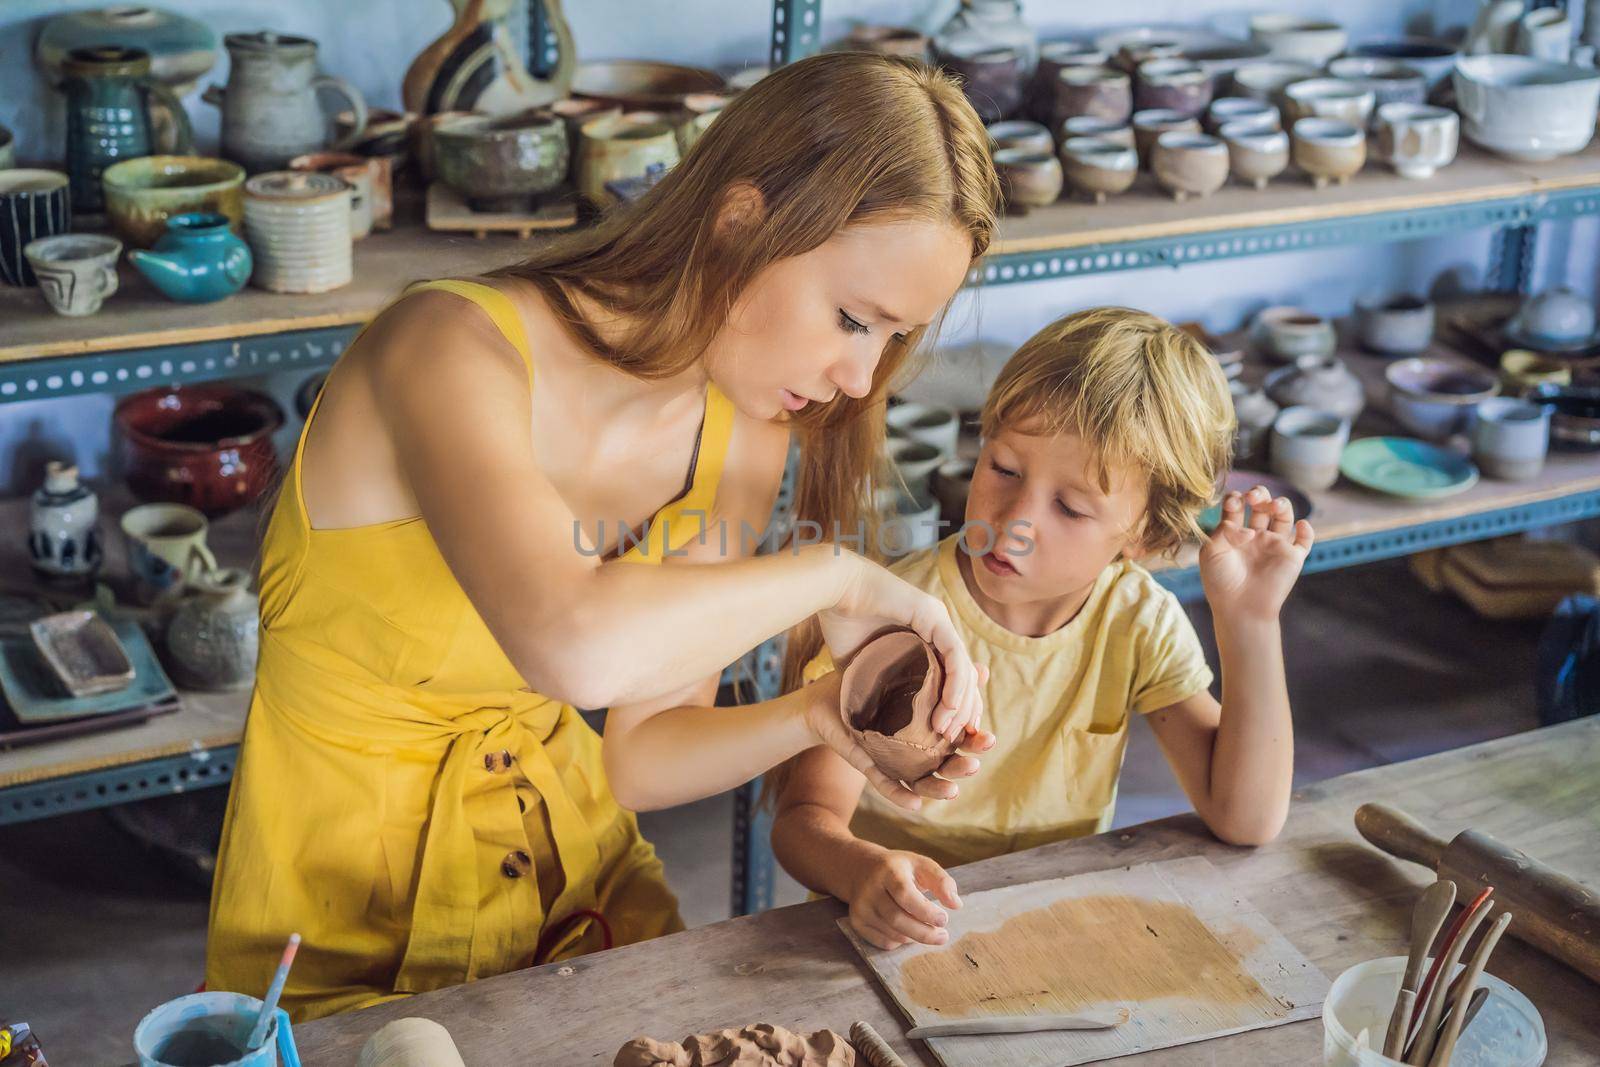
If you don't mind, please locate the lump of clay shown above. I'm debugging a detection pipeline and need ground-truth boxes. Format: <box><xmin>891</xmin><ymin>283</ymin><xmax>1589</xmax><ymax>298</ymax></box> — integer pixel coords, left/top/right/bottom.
<box><xmin>838</xmin><ymin>629</ymin><xmax>955</xmax><ymax>785</ymax></box>
<box><xmin>614</xmin><ymin>1022</ymin><xmax>856</xmax><ymax>1066</ymax></box>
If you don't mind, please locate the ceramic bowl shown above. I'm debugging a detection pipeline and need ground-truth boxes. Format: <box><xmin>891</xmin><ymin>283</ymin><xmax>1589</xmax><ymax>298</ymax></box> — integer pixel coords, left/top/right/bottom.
<box><xmin>1221</xmin><ymin>123</ymin><xmax>1289</xmax><ymax>189</ymax></box>
<box><xmin>413</xmin><ymin>109</ymin><xmax>477</xmax><ymax>183</ymax></box>
<box><xmin>1500</xmin><ymin>349</ymin><xmax>1572</xmax><ymax>394</ymax></box>
<box><xmin>1131</xmin><ymin>108</ymin><xmax>1200</xmax><ymax>163</ymax></box>
<box><xmin>1231</xmin><ymin>60</ymin><xmax>1323</xmax><ymax>103</ymax></box>
<box><xmin>577</xmin><ymin>113</ymin><xmax>680</xmax><ymax>208</ymax></box>
<box><xmin>1094</xmin><ymin>26</ymin><xmax>1240</xmax><ymax>70</ymax></box>
<box><xmin>1511</xmin><ymin>286</ymin><xmax>1597</xmax><ymax>346</ymax></box>
<box><xmin>1134</xmin><ymin>59</ymin><xmax>1213</xmax><ymax>117</ymax></box>
<box><xmin>1385</xmin><ymin>358</ymin><xmax>1501</xmax><ymax>440</ymax></box>
<box><xmin>1282</xmin><ymin>78</ymin><xmax>1377</xmax><ymax>126</ymax></box>
<box><xmin>1264</xmin><ymin>357</ymin><xmax>1367</xmax><ymax>421</ymax></box>
<box><xmin>1373</xmin><ymin>103</ymin><xmax>1459</xmax><ymax>179</ymax></box>
<box><xmin>333</xmin><ymin>107</ymin><xmax>415</xmax><ymax>163</ymax></box>
<box><xmin>1269</xmin><ymin>405</ymin><xmax>1351</xmax><ymax>491</ymax></box>
<box><xmin>1253</xmin><ymin>306</ymin><xmax>1336</xmax><ymax>362</ymax></box>
<box><xmin>1452</xmin><ymin>55</ymin><xmax>1600</xmax><ymax>162</ymax></box>
<box><xmin>1060</xmin><ymin>137</ymin><xmax>1139</xmax><ymax>202</ymax></box>
<box><xmin>847</xmin><ymin>24</ymin><xmax>930</xmax><ymax>59</ymax></box>
<box><xmin>1051</xmin><ymin>66</ymin><xmax>1133</xmax><ymax>125</ymax></box>
<box><xmin>1355</xmin><ymin>293</ymin><xmax>1435</xmax><ymax>356</ymax></box>
<box><xmin>886</xmin><ymin>402</ymin><xmax>960</xmax><ymax>460</ymax></box>
<box><xmin>1181</xmin><ymin>39</ymin><xmax>1274</xmax><ymax>81</ymax></box>
<box><xmin>1472</xmin><ymin>396</ymin><xmax>1552</xmax><ymax>480</ymax></box>
<box><xmin>1152</xmin><ymin>131</ymin><xmax>1228</xmax><ymax>200</ymax></box>
<box><xmin>1249</xmin><ymin>15</ymin><xmax>1348</xmax><ymax>67</ymax></box>
<box><xmin>1060</xmin><ymin>116</ymin><xmax>1134</xmax><ymax>147</ymax></box>
<box><xmin>113</xmin><ymin>384</ymin><xmax>284</xmax><ymax>516</ymax></box>
<box><xmin>987</xmin><ymin>119</ymin><xmax>1055</xmax><ymax>156</ymax></box>
<box><xmin>1348</xmin><ymin>38</ymin><xmax>1461</xmax><ymax>91</ymax></box>
<box><xmin>941</xmin><ymin>45</ymin><xmax>1027</xmax><ymax>122</ymax></box>
<box><xmin>1327</xmin><ymin>58</ymin><xmax>1429</xmax><ymax>113</ymax></box>
<box><xmin>1291</xmin><ymin>118</ymin><xmax>1367</xmax><ymax>188</ymax></box>
<box><xmin>572</xmin><ymin>59</ymin><xmax>725</xmax><ymax>110</ymax></box>
<box><xmin>676</xmin><ymin>93</ymin><xmax>732</xmax><ymax>154</ymax></box>
<box><xmin>101</xmin><ymin>156</ymin><xmax>245</xmax><ymax>250</ymax></box>
<box><xmin>1529</xmin><ymin>384</ymin><xmax>1600</xmax><ymax>451</ymax></box>
<box><xmin>433</xmin><ymin>112</ymin><xmax>570</xmax><ymax>213</ymax></box>
<box><xmin>994</xmin><ymin>148</ymin><xmax>1064</xmax><ymax>210</ymax></box>
<box><xmin>1206</xmin><ymin>96</ymin><xmax>1279</xmax><ymax>134</ymax></box>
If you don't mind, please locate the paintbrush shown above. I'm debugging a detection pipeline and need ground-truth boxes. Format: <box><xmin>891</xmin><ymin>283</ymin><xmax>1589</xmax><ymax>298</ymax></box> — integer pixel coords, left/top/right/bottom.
<box><xmin>246</xmin><ymin>932</ymin><xmax>301</xmax><ymax>1051</ymax></box>
<box><xmin>905</xmin><ymin>1008</ymin><xmax>1128</xmax><ymax>1040</ymax></box>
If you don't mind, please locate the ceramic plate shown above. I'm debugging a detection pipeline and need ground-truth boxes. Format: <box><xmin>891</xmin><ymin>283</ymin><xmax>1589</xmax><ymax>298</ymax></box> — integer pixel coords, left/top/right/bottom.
<box><xmin>1199</xmin><ymin>471</ymin><xmax>1313</xmax><ymax>532</ymax></box>
<box><xmin>1339</xmin><ymin>437</ymin><xmax>1479</xmax><ymax>499</ymax></box>
<box><xmin>0</xmin><ymin>613</ymin><xmax>175</xmax><ymax>723</ymax></box>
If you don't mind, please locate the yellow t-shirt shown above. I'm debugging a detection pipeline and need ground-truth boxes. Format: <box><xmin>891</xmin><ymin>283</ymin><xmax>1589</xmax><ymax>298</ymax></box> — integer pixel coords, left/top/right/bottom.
<box><xmin>804</xmin><ymin>535</ymin><xmax>1212</xmax><ymax>869</ymax></box>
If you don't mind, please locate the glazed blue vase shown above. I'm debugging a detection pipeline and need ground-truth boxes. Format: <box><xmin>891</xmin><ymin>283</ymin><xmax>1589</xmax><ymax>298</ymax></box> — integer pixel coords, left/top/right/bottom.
<box><xmin>129</xmin><ymin>212</ymin><xmax>252</xmax><ymax>302</ymax></box>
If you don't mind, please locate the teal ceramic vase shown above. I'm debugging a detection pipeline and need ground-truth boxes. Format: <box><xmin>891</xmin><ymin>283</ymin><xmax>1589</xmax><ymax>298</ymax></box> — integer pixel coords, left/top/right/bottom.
<box><xmin>60</xmin><ymin>46</ymin><xmax>192</xmax><ymax>213</ymax></box>
<box><xmin>128</xmin><ymin>212</ymin><xmax>251</xmax><ymax>303</ymax></box>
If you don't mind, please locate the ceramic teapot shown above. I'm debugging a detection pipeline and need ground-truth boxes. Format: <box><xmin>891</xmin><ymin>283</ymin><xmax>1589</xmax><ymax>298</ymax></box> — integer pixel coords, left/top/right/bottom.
<box><xmin>1264</xmin><ymin>357</ymin><xmax>1367</xmax><ymax>420</ymax></box>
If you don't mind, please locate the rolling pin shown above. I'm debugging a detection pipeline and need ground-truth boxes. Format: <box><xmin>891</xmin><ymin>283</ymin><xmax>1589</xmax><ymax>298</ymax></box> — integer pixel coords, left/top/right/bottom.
<box><xmin>1355</xmin><ymin>803</ymin><xmax>1600</xmax><ymax>986</ymax></box>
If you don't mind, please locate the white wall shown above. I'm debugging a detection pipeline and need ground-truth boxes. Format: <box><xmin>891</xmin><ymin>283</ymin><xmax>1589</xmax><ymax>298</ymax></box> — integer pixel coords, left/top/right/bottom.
<box><xmin>1</xmin><ymin>0</ymin><xmax>1595</xmax><ymax>491</ymax></box>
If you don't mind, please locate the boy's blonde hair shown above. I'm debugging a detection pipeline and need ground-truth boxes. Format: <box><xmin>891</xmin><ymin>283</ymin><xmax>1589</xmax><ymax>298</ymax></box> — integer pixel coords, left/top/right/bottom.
<box><xmin>981</xmin><ymin>307</ymin><xmax>1234</xmax><ymax>555</ymax></box>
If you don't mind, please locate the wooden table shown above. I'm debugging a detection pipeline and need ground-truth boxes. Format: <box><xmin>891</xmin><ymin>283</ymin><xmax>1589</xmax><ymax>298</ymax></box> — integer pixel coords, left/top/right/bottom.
<box><xmin>294</xmin><ymin>719</ymin><xmax>1600</xmax><ymax>1065</ymax></box>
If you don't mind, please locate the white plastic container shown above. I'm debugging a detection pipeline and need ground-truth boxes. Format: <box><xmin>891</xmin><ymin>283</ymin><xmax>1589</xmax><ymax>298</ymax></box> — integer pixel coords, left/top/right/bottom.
<box><xmin>1322</xmin><ymin>956</ymin><xmax>1546</xmax><ymax>1067</ymax></box>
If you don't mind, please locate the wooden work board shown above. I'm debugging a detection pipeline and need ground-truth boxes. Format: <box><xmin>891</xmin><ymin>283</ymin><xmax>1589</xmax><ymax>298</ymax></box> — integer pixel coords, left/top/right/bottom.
<box><xmin>842</xmin><ymin>856</ymin><xmax>1329</xmax><ymax>1067</ymax></box>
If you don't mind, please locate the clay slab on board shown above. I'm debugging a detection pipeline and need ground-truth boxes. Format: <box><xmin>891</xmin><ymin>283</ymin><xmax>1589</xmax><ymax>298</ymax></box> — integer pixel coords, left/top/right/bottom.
<box><xmin>841</xmin><ymin>856</ymin><xmax>1329</xmax><ymax>1067</ymax></box>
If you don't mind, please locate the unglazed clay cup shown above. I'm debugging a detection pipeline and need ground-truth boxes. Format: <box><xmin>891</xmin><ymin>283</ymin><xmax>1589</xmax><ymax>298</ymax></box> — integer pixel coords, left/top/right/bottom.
<box><xmin>940</xmin><ymin>44</ymin><xmax>1027</xmax><ymax>122</ymax></box>
<box><xmin>1282</xmin><ymin>78</ymin><xmax>1377</xmax><ymax>127</ymax></box>
<box><xmin>1254</xmin><ymin>305</ymin><xmax>1336</xmax><ymax>363</ymax></box>
<box><xmin>1292</xmin><ymin>117</ymin><xmax>1367</xmax><ymax>188</ymax></box>
<box><xmin>1060</xmin><ymin>115</ymin><xmax>1134</xmax><ymax>147</ymax></box>
<box><xmin>1206</xmin><ymin>96</ymin><xmax>1279</xmax><ymax>134</ymax></box>
<box><xmin>1355</xmin><ymin>292</ymin><xmax>1435</xmax><ymax>356</ymax></box>
<box><xmin>1221</xmin><ymin>122</ymin><xmax>1289</xmax><ymax>189</ymax></box>
<box><xmin>1327</xmin><ymin>57</ymin><xmax>1429</xmax><ymax>115</ymax></box>
<box><xmin>994</xmin><ymin>148</ymin><xmax>1064</xmax><ymax>211</ymax></box>
<box><xmin>987</xmin><ymin>119</ymin><xmax>1055</xmax><ymax>156</ymax></box>
<box><xmin>1373</xmin><ymin>103</ymin><xmax>1459</xmax><ymax>179</ymax></box>
<box><xmin>1270</xmin><ymin>406</ymin><xmax>1350</xmax><ymax>491</ymax></box>
<box><xmin>1472</xmin><ymin>397</ymin><xmax>1552</xmax><ymax>480</ymax></box>
<box><xmin>1032</xmin><ymin>40</ymin><xmax>1109</xmax><ymax>121</ymax></box>
<box><xmin>1060</xmin><ymin>136</ymin><xmax>1138</xmax><ymax>203</ymax></box>
<box><xmin>1231</xmin><ymin>60</ymin><xmax>1321</xmax><ymax>103</ymax></box>
<box><xmin>1051</xmin><ymin>66</ymin><xmax>1133</xmax><ymax>126</ymax></box>
<box><xmin>1132</xmin><ymin>108</ymin><xmax>1200</xmax><ymax>165</ymax></box>
<box><xmin>1152</xmin><ymin>131</ymin><xmax>1228</xmax><ymax>201</ymax></box>
<box><xmin>1134</xmin><ymin>59</ymin><xmax>1213</xmax><ymax>117</ymax></box>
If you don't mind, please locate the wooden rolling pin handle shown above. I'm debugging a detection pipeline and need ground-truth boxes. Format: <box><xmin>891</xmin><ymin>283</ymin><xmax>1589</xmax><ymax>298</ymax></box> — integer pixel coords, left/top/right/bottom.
<box><xmin>1356</xmin><ymin>803</ymin><xmax>1449</xmax><ymax>870</ymax></box>
<box><xmin>850</xmin><ymin>1022</ymin><xmax>909</xmax><ymax>1067</ymax></box>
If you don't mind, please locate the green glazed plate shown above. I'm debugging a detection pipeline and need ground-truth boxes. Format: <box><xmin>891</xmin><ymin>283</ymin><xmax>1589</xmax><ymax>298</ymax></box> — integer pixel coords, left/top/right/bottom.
<box><xmin>1339</xmin><ymin>437</ymin><xmax>1479</xmax><ymax>499</ymax></box>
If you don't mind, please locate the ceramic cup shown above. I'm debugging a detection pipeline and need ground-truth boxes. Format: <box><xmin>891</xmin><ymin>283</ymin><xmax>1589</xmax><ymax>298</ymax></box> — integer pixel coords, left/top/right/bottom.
<box><xmin>1327</xmin><ymin>57</ymin><xmax>1429</xmax><ymax>116</ymax></box>
<box><xmin>886</xmin><ymin>402</ymin><xmax>960</xmax><ymax>461</ymax></box>
<box><xmin>1230</xmin><ymin>60</ymin><xmax>1321</xmax><ymax>102</ymax></box>
<box><xmin>1283</xmin><ymin>78</ymin><xmax>1377</xmax><ymax>127</ymax></box>
<box><xmin>133</xmin><ymin>991</ymin><xmax>295</xmax><ymax>1067</ymax></box>
<box><xmin>1221</xmin><ymin>122</ymin><xmax>1289</xmax><ymax>189</ymax></box>
<box><xmin>1355</xmin><ymin>293</ymin><xmax>1435</xmax><ymax>356</ymax></box>
<box><xmin>1517</xmin><ymin>8</ymin><xmax>1573</xmax><ymax>63</ymax></box>
<box><xmin>24</xmin><ymin>234</ymin><xmax>122</xmax><ymax>316</ymax></box>
<box><xmin>120</xmin><ymin>502</ymin><xmax>218</xmax><ymax>600</ymax></box>
<box><xmin>1373</xmin><ymin>103</ymin><xmax>1459</xmax><ymax>179</ymax></box>
<box><xmin>940</xmin><ymin>44</ymin><xmax>1027</xmax><ymax>123</ymax></box>
<box><xmin>1254</xmin><ymin>306</ymin><xmax>1336</xmax><ymax>363</ymax></box>
<box><xmin>1051</xmin><ymin>66</ymin><xmax>1133</xmax><ymax>126</ymax></box>
<box><xmin>1060</xmin><ymin>136</ymin><xmax>1138</xmax><ymax>202</ymax></box>
<box><xmin>577</xmin><ymin>114</ymin><xmax>679</xmax><ymax>208</ymax></box>
<box><xmin>994</xmin><ymin>147</ymin><xmax>1064</xmax><ymax>211</ymax></box>
<box><xmin>987</xmin><ymin>119</ymin><xmax>1055</xmax><ymax>156</ymax></box>
<box><xmin>1134</xmin><ymin>59</ymin><xmax>1213</xmax><ymax>117</ymax></box>
<box><xmin>1472</xmin><ymin>396</ymin><xmax>1552</xmax><ymax>480</ymax></box>
<box><xmin>1291</xmin><ymin>117</ymin><xmax>1367</xmax><ymax>189</ymax></box>
<box><xmin>887</xmin><ymin>438</ymin><xmax>943</xmax><ymax>496</ymax></box>
<box><xmin>1249</xmin><ymin>15</ymin><xmax>1348</xmax><ymax>66</ymax></box>
<box><xmin>288</xmin><ymin>151</ymin><xmax>375</xmax><ymax>238</ymax></box>
<box><xmin>0</xmin><ymin>169</ymin><xmax>73</xmax><ymax>287</ymax></box>
<box><xmin>1206</xmin><ymin>96</ymin><xmax>1279</xmax><ymax>134</ymax></box>
<box><xmin>1132</xmin><ymin>108</ymin><xmax>1201</xmax><ymax>166</ymax></box>
<box><xmin>242</xmin><ymin>170</ymin><xmax>352</xmax><ymax>293</ymax></box>
<box><xmin>1060</xmin><ymin>115</ymin><xmax>1134</xmax><ymax>147</ymax></box>
<box><xmin>1270</xmin><ymin>406</ymin><xmax>1351</xmax><ymax>491</ymax></box>
<box><xmin>1152</xmin><ymin>131</ymin><xmax>1228</xmax><ymax>200</ymax></box>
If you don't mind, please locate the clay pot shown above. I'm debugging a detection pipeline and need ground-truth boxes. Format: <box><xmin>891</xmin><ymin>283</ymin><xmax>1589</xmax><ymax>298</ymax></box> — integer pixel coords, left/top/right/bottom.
<box><xmin>242</xmin><ymin>171</ymin><xmax>352</xmax><ymax>294</ymax></box>
<box><xmin>164</xmin><ymin>567</ymin><xmax>259</xmax><ymax>690</ymax></box>
<box><xmin>1282</xmin><ymin>78</ymin><xmax>1377</xmax><ymax>127</ymax></box>
<box><xmin>1253</xmin><ymin>306</ymin><xmax>1337</xmax><ymax>363</ymax></box>
<box><xmin>1327</xmin><ymin>58</ymin><xmax>1429</xmax><ymax>114</ymax></box>
<box><xmin>847</xmin><ymin>24</ymin><xmax>930</xmax><ymax>60</ymax></box>
<box><xmin>1060</xmin><ymin>136</ymin><xmax>1138</xmax><ymax>202</ymax></box>
<box><xmin>1206</xmin><ymin>96</ymin><xmax>1279</xmax><ymax>134</ymax></box>
<box><xmin>1132</xmin><ymin>108</ymin><xmax>1200</xmax><ymax>165</ymax></box>
<box><xmin>114</xmin><ymin>384</ymin><xmax>284</xmax><ymax>516</ymax></box>
<box><xmin>1222</xmin><ymin>123</ymin><xmax>1290</xmax><ymax>189</ymax></box>
<box><xmin>941</xmin><ymin>45</ymin><xmax>1027</xmax><ymax>122</ymax></box>
<box><xmin>994</xmin><ymin>148</ymin><xmax>1063</xmax><ymax>211</ymax></box>
<box><xmin>1373</xmin><ymin>103</ymin><xmax>1459</xmax><ymax>180</ymax></box>
<box><xmin>987</xmin><ymin>119</ymin><xmax>1055</xmax><ymax>155</ymax></box>
<box><xmin>1060</xmin><ymin>115</ymin><xmax>1134</xmax><ymax>147</ymax></box>
<box><xmin>1134</xmin><ymin>59</ymin><xmax>1213</xmax><ymax>118</ymax></box>
<box><xmin>415</xmin><ymin>110</ymin><xmax>478</xmax><ymax>184</ymax></box>
<box><xmin>289</xmin><ymin>151</ymin><xmax>375</xmax><ymax>238</ymax></box>
<box><xmin>1051</xmin><ymin>66</ymin><xmax>1132</xmax><ymax>126</ymax></box>
<box><xmin>1264</xmin><ymin>357</ymin><xmax>1367</xmax><ymax>421</ymax></box>
<box><xmin>432</xmin><ymin>111</ymin><xmax>570</xmax><ymax>214</ymax></box>
<box><xmin>1030</xmin><ymin>40</ymin><xmax>1108</xmax><ymax>121</ymax></box>
<box><xmin>838</xmin><ymin>630</ymin><xmax>954</xmax><ymax>784</ymax></box>
<box><xmin>676</xmin><ymin>93</ymin><xmax>732</xmax><ymax>154</ymax></box>
<box><xmin>1152</xmin><ymin>132</ymin><xmax>1228</xmax><ymax>201</ymax></box>
<box><xmin>577</xmin><ymin>113</ymin><xmax>680</xmax><ymax>208</ymax></box>
<box><xmin>1229</xmin><ymin>381</ymin><xmax>1280</xmax><ymax>462</ymax></box>
<box><xmin>1291</xmin><ymin>118</ymin><xmax>1367</xmax><ymax>188</ymax></box>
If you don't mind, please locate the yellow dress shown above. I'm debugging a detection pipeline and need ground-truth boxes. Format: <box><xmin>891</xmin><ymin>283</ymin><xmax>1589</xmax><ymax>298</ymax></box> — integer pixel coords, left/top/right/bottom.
<box><xmin>207</xmin><ymin>280</ymin><xmax>732</xmax><ymax>1020</ymax></box>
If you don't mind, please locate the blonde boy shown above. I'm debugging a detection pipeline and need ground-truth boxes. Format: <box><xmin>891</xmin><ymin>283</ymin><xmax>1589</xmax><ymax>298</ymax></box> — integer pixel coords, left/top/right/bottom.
<box><xmin>773</xmin><ymin>307</ymin><xmax>1314</xmax><ymax>950</ymax></box>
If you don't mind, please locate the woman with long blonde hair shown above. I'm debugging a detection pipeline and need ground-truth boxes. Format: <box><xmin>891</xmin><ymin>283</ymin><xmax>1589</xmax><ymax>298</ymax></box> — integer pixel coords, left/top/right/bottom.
<box><xmin>207</xmin><ymin>52</ymin><xmax>1000</xmax><ymax>1018</ymax></box>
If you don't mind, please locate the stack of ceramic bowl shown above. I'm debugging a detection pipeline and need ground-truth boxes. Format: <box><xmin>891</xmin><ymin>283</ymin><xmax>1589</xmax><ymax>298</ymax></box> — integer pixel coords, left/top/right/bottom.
<box><xmin>1384</xmin><ymin>358</ymin><xmax>1500</xmax><ymax>440</ymax></box>
<box><xmin>242</xmin><ymin>171</ymin><xmax>352</xmax><ymax>293</ymax></box>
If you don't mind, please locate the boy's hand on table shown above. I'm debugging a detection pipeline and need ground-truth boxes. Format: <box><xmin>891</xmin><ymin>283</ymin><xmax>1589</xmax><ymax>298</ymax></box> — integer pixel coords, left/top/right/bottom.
<box><xmin>1199</xmin><ymin>485</ymin><xmax>1314</xmax><ymax>621</ymax></box>
<box><xmin>804</xmin><ymin>673</ymin><xmax>996</xmax><ymax>812</ymax></box>
<box><xmin>846</xmin><ymin>850</ymin><xmax>962</xmax><ymax>950</ymax></box>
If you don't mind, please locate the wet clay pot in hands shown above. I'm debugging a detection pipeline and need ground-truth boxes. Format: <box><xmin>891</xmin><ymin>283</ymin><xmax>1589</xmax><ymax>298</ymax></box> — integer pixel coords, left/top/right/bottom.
<box><xmin>838</xmin><ymin>630</ymin><xmax>955</xmax><ymax>784</ymax></box>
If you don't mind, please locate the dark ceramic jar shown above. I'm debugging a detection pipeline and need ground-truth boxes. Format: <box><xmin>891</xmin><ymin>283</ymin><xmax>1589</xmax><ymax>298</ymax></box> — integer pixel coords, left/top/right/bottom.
<box><xmin>114</xmin><ymin>384</ymin><xmax>284</xmax><ymax>516</ymax></box>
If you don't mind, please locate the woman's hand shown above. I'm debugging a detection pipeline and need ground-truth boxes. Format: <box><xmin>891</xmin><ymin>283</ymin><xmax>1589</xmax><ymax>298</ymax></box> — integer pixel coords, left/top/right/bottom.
<box><xmin>845</xmin><ymin>850</ymin><xmax>962</xmax><ymax>950</ymax></box>
<box><xmin>801</xmin><ymin>671</ymin><xmax>992</xmax><ymax>812</ymax></box>
<box><xmin>818</xmin><ymin>551</ymin><xmax>985</xmax><ymax>742</ymax></box>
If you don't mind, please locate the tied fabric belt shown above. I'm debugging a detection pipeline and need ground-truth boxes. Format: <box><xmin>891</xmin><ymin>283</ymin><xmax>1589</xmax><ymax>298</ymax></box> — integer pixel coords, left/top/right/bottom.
<box><xmin>256</xmin><ymin>631</ymin><xmax>602</xmax><ymax>992</ymax></box>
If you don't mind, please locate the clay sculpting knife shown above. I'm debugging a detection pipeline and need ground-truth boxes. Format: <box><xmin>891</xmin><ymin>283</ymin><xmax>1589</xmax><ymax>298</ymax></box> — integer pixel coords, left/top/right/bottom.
<box><xmin>905</xmin><ymin>1008</ymin><xmax>1129</xmax><ymax>1040</ymax></box>
<box><xmin>1427</xmin><ymin>912</ymin><xmax>1513</xmax><ymax>1067</ymax></box>
<box><xmin>1385</xmin><ymin>880</ymin><xmax>1457</xmax><ymax>1058</ymax></box>
<box><xmin>1406</xmin><ymin>889</ymin><xmax>1495</xmax><ymax>1065</ymax></box>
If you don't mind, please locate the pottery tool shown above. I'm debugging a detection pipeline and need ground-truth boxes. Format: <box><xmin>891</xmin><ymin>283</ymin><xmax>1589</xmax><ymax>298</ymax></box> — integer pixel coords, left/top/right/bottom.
<box><xmin>1405</xmin><ymin>889</ymin><xmax>1494</xmax><ymax>1066</ymax></box>
<box><xmin>1384</xmin><ymin>880</ymin><xmax>1457</xmax><ymax>1058</ymax></box>
<box><xmin>246</xmin><ymin>932</ymin><xmax>300</xmax><ymax>1051</ymax></box>
<box><xmin>905</xmin><ymin>1009</ymin><xmax>1128</xmax><ymax>1039</ymax></box>
<box><xmin>1425</xmin><ymin>912</ymin><xmax>1514</xmax><ymax>1067</ymax></box>
<box><xmin>1356</xmin><ymin>803</ymin><xmax>1600</xmax><ymax>985</ymax></box>
<box><xmin>841</xmin><ymin>857</ymin><xmax>1328</xmax><ymax>1067</ymax></box>
<box><xmin>850</xmin><ymin>1022</ymin><xmax>909</xmax><ymax>1067</ymax></box>
<box><xmin>357</xmin><ymin>1018</ymin><xmax>467</xmax><ymax>1067</ymax></box>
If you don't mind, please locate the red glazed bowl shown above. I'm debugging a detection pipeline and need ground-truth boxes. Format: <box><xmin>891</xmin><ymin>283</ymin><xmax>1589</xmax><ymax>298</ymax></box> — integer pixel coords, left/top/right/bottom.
<box><xmin>114</xmin><ymin>385</ymin><xmax>285</xmax><ymax>516</ymax></box>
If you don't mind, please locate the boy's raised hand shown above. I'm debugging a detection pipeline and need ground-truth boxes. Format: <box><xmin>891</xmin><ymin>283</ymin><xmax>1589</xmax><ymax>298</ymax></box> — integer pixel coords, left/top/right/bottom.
<box><xmin>1199</xmin><ymin>485</ymin><xmax>1314</xmax><ymax>620</ymax></box>
<box><xmin>847</xmin><ymin>850</ymin><xmax>962</xmax><ymax>950</ymax></box>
